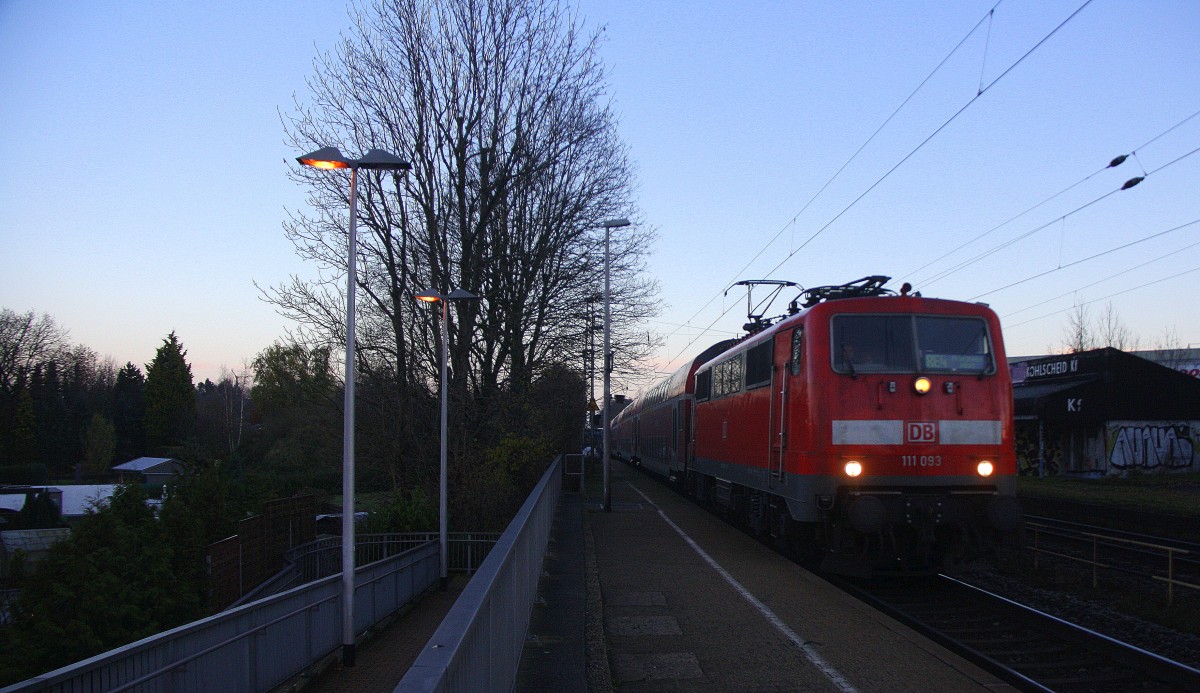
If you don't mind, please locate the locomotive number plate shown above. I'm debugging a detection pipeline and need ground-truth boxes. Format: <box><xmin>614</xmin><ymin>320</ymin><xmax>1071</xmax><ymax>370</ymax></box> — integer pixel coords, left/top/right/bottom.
<box><xmin>900</xmin><ymin>455</ymin><xmax>942</xmax><ymax>467</ymax></box>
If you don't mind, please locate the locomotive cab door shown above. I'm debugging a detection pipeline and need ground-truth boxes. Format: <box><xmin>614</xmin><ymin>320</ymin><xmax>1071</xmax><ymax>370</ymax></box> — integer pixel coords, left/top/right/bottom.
<box><xmin>769</xmin><ymin>326</ymin><xmax>803</xmax><ymax>487</ymax></box>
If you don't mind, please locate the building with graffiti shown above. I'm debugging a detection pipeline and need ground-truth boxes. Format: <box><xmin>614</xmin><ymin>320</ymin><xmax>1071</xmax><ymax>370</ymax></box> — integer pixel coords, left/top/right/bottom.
<box><xmin>1010</xmin><ymin>347</ymin><xmax>1200</xmax><ymax>476</ymax></box>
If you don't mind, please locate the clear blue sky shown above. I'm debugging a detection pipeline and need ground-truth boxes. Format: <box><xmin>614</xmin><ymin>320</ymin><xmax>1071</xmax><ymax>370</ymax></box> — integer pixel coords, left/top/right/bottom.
<box><xmin>2</xmin><ymin>0</ymin><xmax>1197</xmax><ymax>387</ymax></box>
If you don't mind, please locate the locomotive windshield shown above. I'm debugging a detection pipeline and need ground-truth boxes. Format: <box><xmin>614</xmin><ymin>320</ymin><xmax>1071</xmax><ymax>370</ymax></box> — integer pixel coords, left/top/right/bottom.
<box><xmin>832</xmin><ymin>315</ymin><xmax>994</xmax><ymax>375</ymax></box>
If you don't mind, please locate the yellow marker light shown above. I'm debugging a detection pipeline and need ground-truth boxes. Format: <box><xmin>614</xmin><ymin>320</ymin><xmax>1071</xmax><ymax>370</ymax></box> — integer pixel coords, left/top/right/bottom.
<box><xmin>844</xmin><ymin>461</ymin><xmax>863</xmax><ymax>477</ymax></box>
<box><xmin>977</xmin><ymin>460</ymin><xmax>994</xmax><ymax>477</ymax></box>
<box><xmin>913</xmin><ymin>377</ymin><xmax>932</xmax><ymax>395</ymax></box>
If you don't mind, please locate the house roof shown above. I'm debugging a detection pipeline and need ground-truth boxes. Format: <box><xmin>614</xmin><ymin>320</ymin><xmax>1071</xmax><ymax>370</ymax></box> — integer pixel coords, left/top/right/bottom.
<box><xmin>59</xmin><ymin>485</ymin><xmax>119</xmax><ymax>515</ymax></box>
<box><xmin>112</xmin><ymin>457</ymin><xmax>180</xmax><ymax>473</ymax></box>
<box><xmin>1012</xmin><ymin>347</ymin><xmax>1200</xmax><ymax>422</ymax></box>
<box><xmin>1</xmin><ymin>528</ymin><xmax>70</xmax><ymax>553</ymax></box>
<box><xmin>0</xmin><ymin>485</ymin><xmax>118</xmax><ymax>517</ymax></box>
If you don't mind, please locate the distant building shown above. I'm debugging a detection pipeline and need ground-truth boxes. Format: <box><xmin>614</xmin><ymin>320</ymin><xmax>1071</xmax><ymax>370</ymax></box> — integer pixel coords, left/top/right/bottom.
<box><xmin>112</xmin><ymin>457</ymin><xmax>183</xmax><ymax>485</ymax></box>
<box><xmin>0</xmin><ymin>486</ymin><xmax>63</xmax><ymax>520</ymax></box>
<box><xmin>1130</xmin><ymin>347</ymin><xmax>1200</xmax><ymax>380</ymax></box>
<box><xmin>1010</xmin><ymin>347</ymin><xmax>1200</xmax><ymax>476</ymax></box>
<box><xmin>0</xmin><ymin>528</ymin><xmax>70</xmax><ymax>578</ymax></box>
<box><xmin>0</xmin><ymin>485</ymin><xmax>119</xmax><ymax>525</ymax></box>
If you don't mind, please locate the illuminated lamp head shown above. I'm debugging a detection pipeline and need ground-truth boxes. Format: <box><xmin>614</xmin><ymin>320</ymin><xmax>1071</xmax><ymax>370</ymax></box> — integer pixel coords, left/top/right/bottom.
<box><xmin>296</xmin><ymin>146</ymin><xmax>352</xmax><ymax>169</ymax></box>
<box><xmin>977</xmin><ymin>460</ymin><xmax>994</xmax><ymax>477</ymax></box>
<box><xmin>913</xmin><ymin>377</ymin><xmax>932</xmax><ymax>395</ymax></box>
<box><xmin>844</xmin><ymin>460</ymin><xmax>863</xmax><ymax>478</ymax></box>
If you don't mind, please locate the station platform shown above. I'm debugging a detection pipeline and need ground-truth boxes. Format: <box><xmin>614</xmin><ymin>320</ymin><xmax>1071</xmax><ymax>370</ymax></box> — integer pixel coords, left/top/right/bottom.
<box><xmin>303</xmin><ymin>459</ymin><xmax>1015</xmax><ymax>692</ymax></box>
<box><xmin>518</xmin><ymin>460</ymin><xmax>1015</xmax><ymax>692</ymax></box>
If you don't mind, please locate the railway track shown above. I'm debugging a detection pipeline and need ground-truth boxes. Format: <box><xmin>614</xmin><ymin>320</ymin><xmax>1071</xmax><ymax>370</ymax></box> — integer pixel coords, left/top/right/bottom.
<box><xmin>842</xmin><ymin>574</ymin><xmax>1200</xmax><ymax>692</ymax></box>
<box><xmin>635</xmin><ymin>462</ymin><xmax>1200</xmax><ymax>688</ymax></box>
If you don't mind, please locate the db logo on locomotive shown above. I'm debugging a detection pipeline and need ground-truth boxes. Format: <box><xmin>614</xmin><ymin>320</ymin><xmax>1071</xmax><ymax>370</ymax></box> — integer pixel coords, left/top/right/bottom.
<box><xmin>905</xmin><ymin>421</ymin><xmax>938</xmax><ymax>444</ymax></box>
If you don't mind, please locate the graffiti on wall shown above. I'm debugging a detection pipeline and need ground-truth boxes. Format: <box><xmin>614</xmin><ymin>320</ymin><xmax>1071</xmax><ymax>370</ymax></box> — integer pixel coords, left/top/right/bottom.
<box><xmin>1106</xmin><ymin>422</ymin><xmax>1197</xmax><ymax>472</ymax></box>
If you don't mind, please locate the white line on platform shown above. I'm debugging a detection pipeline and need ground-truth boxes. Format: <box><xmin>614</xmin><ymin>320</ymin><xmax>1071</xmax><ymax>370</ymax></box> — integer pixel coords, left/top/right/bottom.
<box><xmin>627</xmin><ymin>482</ymin><xmax>860</xmax><ymax>693</ymax></box>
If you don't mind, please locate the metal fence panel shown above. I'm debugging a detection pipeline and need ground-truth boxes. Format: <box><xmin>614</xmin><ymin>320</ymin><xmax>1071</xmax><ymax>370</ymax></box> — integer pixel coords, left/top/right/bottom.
<box><xmin>395</xmin><ymin>458</ymin><xmax>562</xmax><ymax>693</ymax></box>
<box><xmin>1</xmin><ymin>542</ymin><xmax>440</xmax><ymax>693</ymax></box>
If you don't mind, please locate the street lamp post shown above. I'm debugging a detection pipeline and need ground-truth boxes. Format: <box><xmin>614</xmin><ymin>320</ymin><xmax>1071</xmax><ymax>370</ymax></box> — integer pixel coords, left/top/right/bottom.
<box><xmin>415</xmin><ymin>288</ymin><xmax>479</xmax><ymax>589</ymax></box>
<box><xmin>601</xmin><ymin>217</ymin><xmax>630</xmax><ymax>512</ymax></box>
<box><xmin>296</xmin><ymin>146</ymin><xmax>410</xmax><ymax>667</ymax></box>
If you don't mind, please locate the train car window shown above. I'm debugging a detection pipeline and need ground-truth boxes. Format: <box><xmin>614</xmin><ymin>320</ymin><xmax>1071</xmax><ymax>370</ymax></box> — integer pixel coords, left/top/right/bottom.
<box><xmin>915</xmin><ymin>316</ymin><xmax>994</xmax><ymax>373</ymax></box>
<box><xmin>789</xmin><ymin>327</ymin><xmax>804</xmax><ymax>376</ymax></box>
<box><xmin>695</xmin><ymin>369</ymin><xmax>712</xmax><ymax>401</ymax></box>
<box><xmin>712</xmin><ymin>354</ymin><xmax>744</xmax><ymax>398</ymax></box>
<box><xmin>745</xmin><ymin>341</ymin><xmax>772</xmax><ymax>389</ymax></box>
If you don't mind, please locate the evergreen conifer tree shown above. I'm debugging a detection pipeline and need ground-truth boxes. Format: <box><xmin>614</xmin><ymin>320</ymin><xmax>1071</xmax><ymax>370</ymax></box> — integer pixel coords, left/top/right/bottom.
<box><xmin>8</xmin><ymin>484</ymin><xmax>179</xmax><ymax>678</ymax></box>
<box><xmin>112</xmin><ymin>362</ymin><xmax>146</xmax><ymax>461</ymax></box>
<box><xmin>143</xmin><ymin>333</ymin><xmax>195</xmax><ymax>453</ymax></box>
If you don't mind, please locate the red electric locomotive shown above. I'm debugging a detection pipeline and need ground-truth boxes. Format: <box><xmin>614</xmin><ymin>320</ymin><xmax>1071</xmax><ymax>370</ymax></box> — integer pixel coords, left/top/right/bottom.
<box><xmin>612</xmin><ymin>276</ymin><xmax>1022</xmax><ymax>576</ymax></box>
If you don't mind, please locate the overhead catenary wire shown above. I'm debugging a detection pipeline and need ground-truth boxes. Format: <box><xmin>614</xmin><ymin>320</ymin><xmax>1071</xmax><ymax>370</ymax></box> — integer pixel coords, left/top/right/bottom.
<box><xmin>918</xmin><ymin>144</ymin><xmax>1200</xmax><ymax>289</ymax></box>
<box><xmin>1003</xmin><ymin>264</ymin><xmax>1200</xmax><ymax>329</ymax></box>
<box><xmin>998</xmin><ymin>230</ymin><xmax>1200</xmax><ymax>319</ymax></box>
<box><xmin>662</xmin><ymin>1</ymin><xmax>1096</xmax><ymax>369</ymax></box>
<box><xmin>653</xmin><ymin>7</ymin><xmax>1001</xmax><ymax>356</ymax></box>
<box><xmin>1001</xmin><ymin>238</ymin><xmax>1200</xmax><ymax>320</ymax></box>
<box><xmin>765</xmin><ymin>0</ymin><xmax>1096</xmax><ymax>274</ymax></box>
<box><xmin>970</xmin><ymin>218</ymin><xmax>1200</xmax><ymax>301</ymax></box>
<box><xmin>901</xmin><ymin>107</ymin><xmax>1200</xmax><ymax>287</ymax></box>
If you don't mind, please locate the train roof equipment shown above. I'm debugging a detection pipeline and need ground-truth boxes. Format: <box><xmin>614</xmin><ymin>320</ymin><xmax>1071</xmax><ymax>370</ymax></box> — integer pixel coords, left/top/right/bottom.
<box><xmin>798</xmin><ymin>275</ymin><xmax>912</xmax><ymax>306</ymax></box>
<box><xmin>727</xmin><ymin>275</ymin><xmax>922</xmax><ymax>335</ymax></box>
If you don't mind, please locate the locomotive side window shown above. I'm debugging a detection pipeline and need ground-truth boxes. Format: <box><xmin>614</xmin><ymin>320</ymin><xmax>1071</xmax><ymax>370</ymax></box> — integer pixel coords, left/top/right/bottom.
<box><xmin>831</xmin><ymin>315</ymin><xmax>993</xmax><ymax>374</ymax></box>
<box><xmin>789</xmin><ymin>327</ymin><xmax>804</xmax><ymax>376</ymax></box>
<box><xmin>745</xmin><ymin>341</ymin><xmax>772</xmax><ymax>389</ymax></box>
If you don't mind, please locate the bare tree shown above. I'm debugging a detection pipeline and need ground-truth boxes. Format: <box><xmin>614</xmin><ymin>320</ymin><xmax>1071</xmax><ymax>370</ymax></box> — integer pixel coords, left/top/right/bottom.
<box><xmin>268</xmin><ymin>0</ymin><xmax>659</xmax><ymax>498</ymax></box>
<box><xmin>1059</xmin><ymin>300</ymin><xmax>1093</xmax><ymax>353</ymax></box>
<box><xmin>218</xmin><ymin>365</ymin><xmax>253</xmax><ymax>457</ymax></box>
<box><xmin>0</xmin><ymin>308</ymin><xmax>70</xmax><ymax>396</ymax></box>
<box><xmin>273</xmin><ymin>0</ymin><xmax>657</xmax><ymax>396</ymax></box>
<box><xmin>1096</xmin><ymin>301</ymin><xmax>1138</xmax><ymax>351</ymax></box>
<box><xmin>1151</xmin><ymin>327</ymin><xmax>1193</xmax><ymax>370</ymax></box>
<box><xmin>1059</xmin><ymin>300</ymin><xmax>1140</xmax><ymax>353</ymax></box>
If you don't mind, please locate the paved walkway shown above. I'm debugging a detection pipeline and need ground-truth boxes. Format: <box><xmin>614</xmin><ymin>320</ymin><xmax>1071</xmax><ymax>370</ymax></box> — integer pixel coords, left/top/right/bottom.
<box><xmin>301</xmin><ymin>577</ymin><xmax>465</xmax><ymax>693</ymax></box>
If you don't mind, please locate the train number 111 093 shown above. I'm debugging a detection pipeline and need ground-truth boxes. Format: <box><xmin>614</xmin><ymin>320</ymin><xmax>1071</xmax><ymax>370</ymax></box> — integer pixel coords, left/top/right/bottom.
<box><xmin>901</xmin><ymin>455</ymin><xmax>942</xmax><ymax>467</ymax></box>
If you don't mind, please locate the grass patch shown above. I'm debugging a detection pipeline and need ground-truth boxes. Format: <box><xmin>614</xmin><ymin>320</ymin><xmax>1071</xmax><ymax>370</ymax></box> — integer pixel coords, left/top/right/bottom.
<box><xmin>1017</xmin><ymin>473</ymin><xmax>1200</xmax><ymax>517</ymax></box>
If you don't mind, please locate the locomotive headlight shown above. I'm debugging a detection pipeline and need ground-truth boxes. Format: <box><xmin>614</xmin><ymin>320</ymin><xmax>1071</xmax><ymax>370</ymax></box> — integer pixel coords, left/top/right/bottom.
<box><xmin>913</xmin><ymin>377</ymin><xmax>932</xmax><ymax>395</ymax></box>
<box><xmin>977</xmin><ymin>460</ymin><xmax>994</xmax><ymax>477</ymax></box>
<box><xmin>844</xmin><ymin>460</ymin><xmax>863</xmax><ymax>477</ymax></box>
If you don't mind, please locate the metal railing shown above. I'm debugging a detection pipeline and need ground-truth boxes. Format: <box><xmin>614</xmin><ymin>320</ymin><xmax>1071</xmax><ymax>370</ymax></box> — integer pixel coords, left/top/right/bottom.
<box><xmin>0</xmin><ymin>457</ymin><xmax>563</xmax><ymax>693</ymax></box>
<box><xmin>1028</xmin><ymin>520</ymin><xmax>1200</xmax><ymax>603</ymax></box>
<box><xmin>396</xmin><ymin>457</ymin><xmax>563</xmax><ymax>692</ymax></box>
<box><xmin>1</xmin><ymin>542</ymin><xmax>440</xmax><ymax>692</ymax></box>
<box><xmin>238</xmin><ymin>532</ymin><xmax>499</xmax><ymax>606</ymax></box>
